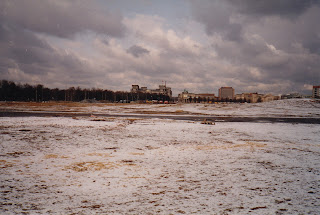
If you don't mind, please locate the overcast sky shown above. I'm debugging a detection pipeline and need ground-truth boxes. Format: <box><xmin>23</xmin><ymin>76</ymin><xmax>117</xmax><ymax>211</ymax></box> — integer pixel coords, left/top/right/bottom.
<box><xmin>1</xmin><ymin>0</ymin><xmax>320</xmax><ymax>95</ymax></box>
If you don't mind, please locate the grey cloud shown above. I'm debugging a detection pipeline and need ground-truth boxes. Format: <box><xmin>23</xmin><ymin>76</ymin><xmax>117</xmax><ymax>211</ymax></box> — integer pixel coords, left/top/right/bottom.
<box><xmin>0</xmin><ymin>0</ymin><xmax>124</xmax><ymax>88</ymax></box>
<box><xmin>0</xmin><ymin>24</ymin><xmax>52</xmax><ymax>71</ymax></box>
<box><xmin>101</xmin><ymin>38</ymin><xmax>110</xmax><ymax>46</ymax></box>
<box><xmin>245</xmin><ymin>6</ymin><xmax>320</xmax><ymax>55</ymax></box>
<box><xmin>190</xmin><ymin>0</ymin><xmax>243</xmax><ymax>41</ymax></box>
<box><xmin>1</xmin><ymin>0</ymin><xmax>319</xmax><ymax>95</ymax></box>
<box><xmin>0</xmin><ymin>0</ymin><xmax>125</xmax><ymax>38</ymax></box>
<box><xmin>228</xmin><ymin>0</ymin><xmax>320</xmax><ymax>18</ymax></box>
<box><xmin>190</xmin><ymin>0</ymin><xmax>320</xmax><ymax>44</ymax></box>
<box><xmin>215</xmin><ymin>36</ymin><xmax>320</xmax><ymax>91</ymax></box>
<box><xmin>127</xmin><ymin>45</ymin><xmax>150</xmax><ymax>57</ymax></box>
<box><xmin>225</xmin><ymin>23</ymin><xmax>242</xmax><ymax>41</ymax></box>
<box><xmin>189</xmin><ymin>0</ymin><xmax>320</xmax><ymax>94</ymax></box>
<box><xmin>0</xmin><ymin>23</ymin><xmax>95</xmax><ymax>86</ymax></box>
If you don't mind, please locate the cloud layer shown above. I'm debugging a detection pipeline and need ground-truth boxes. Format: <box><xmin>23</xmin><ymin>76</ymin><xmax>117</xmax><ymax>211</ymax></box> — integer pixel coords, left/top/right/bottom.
<box><xmin>1</xmin><ymin>0</ymin><xmax>319</xmax><ymax>95</ymax></box>
<box><xmin>0</xmin><ymin>0</ymin><xmax>125</xmax><ymax>38</ymax></box>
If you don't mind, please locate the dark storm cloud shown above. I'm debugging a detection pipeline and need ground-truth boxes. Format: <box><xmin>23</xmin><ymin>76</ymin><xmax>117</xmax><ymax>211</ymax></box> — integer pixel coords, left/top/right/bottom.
<box><xmin>190</xmin><ymin>0</ymin><xmax>243</xmax><ymax>41</ymax></box>
<box><xmin>0</xmin><ymin>0</ymin><xmax>125</xmax><ymax>38</ymax></box>
<box><xmin>228</xmin><ymin>0</ymin><xmax>320</xmax><ymax>18</ymax></box>
<box><xmin>0</xmin><ymin>24</ymin><xmax>53</xmax><ymax>68</ymax></box>
<box><xmin>0</xmin><ymin>0</ymin><xmax>126</xmax><ymax>87</ymax></box>
<box><xmin>127</xmin><ymin>45</ymin><xmax>150</xmax><ymax>57</ymax></box>
<box><xmin>0</xmin><ymin>23</ymin><xmax>93</xmax><ymax>86</ymax></box>
<box><xmin>190</xmin><ymin>0</ymin><xmax>320</xmax><ymax>42</ymax></box>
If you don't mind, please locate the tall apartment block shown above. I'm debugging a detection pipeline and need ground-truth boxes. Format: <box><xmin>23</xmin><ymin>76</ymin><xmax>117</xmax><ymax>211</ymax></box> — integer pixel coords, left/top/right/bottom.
<box><xmin>312</xmin><ymin>86</ymin><xmax>320</xmax><ymax>98</ymax></box>
<box><xmin>219</xmin><ymin>87</ymin><xmax>235</xmax><ymax>99</ymax></box>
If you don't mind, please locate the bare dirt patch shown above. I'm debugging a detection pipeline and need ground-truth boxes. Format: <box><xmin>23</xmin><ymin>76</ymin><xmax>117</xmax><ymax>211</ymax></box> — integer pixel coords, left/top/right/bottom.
<box><xmin>65</xmin><ymin>161</ymin><xmax>115</xmax><ymax>172</ymax></box>
<box><xmin>131</xmin><ymin>110</ymin><xmax>207</xmax><ymax>115</ymax></box>
<box><xmin>44</xmin><ymin>154</ymin><xmax>69</xmax><ymax>159</ymax></box>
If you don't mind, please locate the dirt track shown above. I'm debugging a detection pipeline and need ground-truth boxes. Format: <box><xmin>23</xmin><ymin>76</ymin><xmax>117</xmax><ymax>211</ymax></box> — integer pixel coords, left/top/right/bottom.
<box><xmin>1</xmin><ymin>110</ymin><xmax>320</xmax><ymax>124</ymax></box>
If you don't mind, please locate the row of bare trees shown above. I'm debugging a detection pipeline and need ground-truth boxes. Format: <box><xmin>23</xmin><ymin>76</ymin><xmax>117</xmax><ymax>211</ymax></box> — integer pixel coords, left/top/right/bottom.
<box><xmin>0</xmin><ymin>80</ymin><xmax>171</xmax><ymax>102</ymax></box>
<box><xmin>186</xmin><ymin>96</ymin><xmax>250</xmax><ymax>103</ymax></box>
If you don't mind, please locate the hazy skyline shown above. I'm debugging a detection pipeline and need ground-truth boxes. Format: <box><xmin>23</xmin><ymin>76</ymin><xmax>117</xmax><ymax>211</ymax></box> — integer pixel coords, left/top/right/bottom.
<box><xmin>1</xmin><ymin>0</ymin><xmax>320</xmax><ymax>96</ymax></box>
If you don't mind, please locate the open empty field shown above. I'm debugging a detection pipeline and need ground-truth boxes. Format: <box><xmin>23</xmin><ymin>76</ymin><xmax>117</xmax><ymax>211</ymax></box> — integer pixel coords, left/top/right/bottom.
<box><xmin>0</xmin><ymin>99</ymin><xmax>319</xmax><ymax>214</ymax></box>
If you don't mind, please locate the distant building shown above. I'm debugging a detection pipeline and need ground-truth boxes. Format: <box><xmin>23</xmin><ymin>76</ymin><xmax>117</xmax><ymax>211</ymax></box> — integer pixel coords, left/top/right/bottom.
<box><xmin>312</xmin><ymin>86</ymin><xmax>320</xmax><ymax>98</ymax></box>
<box><xmin>178</xmin><ymin>90</ymin><xmax>195</xmax><ymax>103</ymax></box>
<box><xmin>159</xmin><ymin>85</ymin><xmax>172</xmax><ymax>97</ymax></box>
<box><xmin>131</xmin><ymin>85</ymin><xmax>140</xmax><ymax>93</ymax></box>
<box><xmin>140</xmin><ymin>87</ymin><xmax>148</xmax><ymax>91</ymax></box>
<box><xmin>235</xmin><ymin>93</ymin><xmax>260</xmax><ymax>103</ymax></box>
<box><xmin>281</xmin><ymin>93</ymin><xmax>303</xmax><ymax>99</ymax></box>
<box><xmin>131</xmin><ymin>84</ymin><xmax>172</xmax><ymax>98</ymax></box>
<box><xmin>178</xmin><ymin>90</ymin><xmax>215</xmax><ymax>103</ymax></box>
<box><xmin>219</xmin><ymin>87</ymin><xmax>234</xmax><ymax>99</ymax></box>
<box><xmin>196</xmin><ymin>94</ymin><xmax>216</xmax><ymax>99</ymax></box>
<box><xmin>262</xmin><ymin>94</ymin><xmax>280</xmax><ymax>102</ymax></box>
<box><xmin>236</xmin><ymin>93</ymin><xmax>280</xmax><ymax>103</ymax></box>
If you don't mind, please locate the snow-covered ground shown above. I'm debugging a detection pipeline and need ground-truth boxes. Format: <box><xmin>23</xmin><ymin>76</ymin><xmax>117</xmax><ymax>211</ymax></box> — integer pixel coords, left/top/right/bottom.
<box><xmin>0</xmin><ymin>99</ymin><xmax>319</xmax><ymax>214</ymax></box>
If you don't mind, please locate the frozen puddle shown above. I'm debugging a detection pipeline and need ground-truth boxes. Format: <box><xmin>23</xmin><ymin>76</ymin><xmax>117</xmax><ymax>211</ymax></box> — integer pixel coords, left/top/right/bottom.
<box><xmin>0</xmin><ymin>117</ymin><xmax>319</xmax><ymax>214</ymax></box>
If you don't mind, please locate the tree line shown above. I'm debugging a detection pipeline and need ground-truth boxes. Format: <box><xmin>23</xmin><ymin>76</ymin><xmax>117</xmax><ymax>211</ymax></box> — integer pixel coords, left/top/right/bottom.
<box><xmin>0</xmin><ymin>80</ymin><xmax>171</xmax><ymax>102</ymax></box>
<box><xmin>185</xmin><ymin>96</ymin><xmax>249</xmax><ymax>103</ymax></box>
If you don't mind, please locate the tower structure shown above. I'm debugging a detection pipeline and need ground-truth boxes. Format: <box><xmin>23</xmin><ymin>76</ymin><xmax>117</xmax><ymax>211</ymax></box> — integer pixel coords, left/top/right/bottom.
<box><xmin>219</xmin><ymin>87</ymin><xmax>235</xmax><ymax>99</ymax></box>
